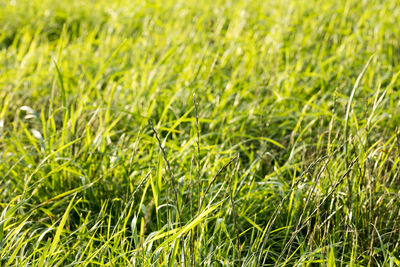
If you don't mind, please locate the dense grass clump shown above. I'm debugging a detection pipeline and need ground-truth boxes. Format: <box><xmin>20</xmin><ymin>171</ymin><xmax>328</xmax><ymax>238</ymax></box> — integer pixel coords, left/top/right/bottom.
<box><xmin>1</xmin><ymin>0</ymin><xmax>400</xmax><ymax>265</ymax></box>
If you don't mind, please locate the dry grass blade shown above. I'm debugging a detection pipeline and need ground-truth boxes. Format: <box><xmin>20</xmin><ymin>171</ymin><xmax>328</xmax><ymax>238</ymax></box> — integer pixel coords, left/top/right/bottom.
<box><xmin>149</xmin><ymin>119</ymin><xmax>182</xmax><ymax>226</ymax></box>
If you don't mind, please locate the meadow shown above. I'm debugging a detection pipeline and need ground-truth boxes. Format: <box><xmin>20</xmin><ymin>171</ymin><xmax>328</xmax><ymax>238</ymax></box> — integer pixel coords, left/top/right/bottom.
<box><xmin>1</xmin><ymin>0</ymin><xmax>400</xmax><ymax>265</ymax></box>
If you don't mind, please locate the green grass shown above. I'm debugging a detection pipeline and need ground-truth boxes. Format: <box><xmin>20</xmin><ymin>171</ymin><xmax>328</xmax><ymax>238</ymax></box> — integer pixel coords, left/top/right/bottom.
<box><xmin>1</xmin><ymin>0</ymin><xmax>400</xmax><ymax>265</ymax></box>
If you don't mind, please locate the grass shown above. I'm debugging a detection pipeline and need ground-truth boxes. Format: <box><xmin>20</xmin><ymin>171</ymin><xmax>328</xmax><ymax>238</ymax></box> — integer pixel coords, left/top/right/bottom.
<box><xmin>1</xmin><ymin>0</ymin><xmax>400</xmax><ymax>265</ymax></box>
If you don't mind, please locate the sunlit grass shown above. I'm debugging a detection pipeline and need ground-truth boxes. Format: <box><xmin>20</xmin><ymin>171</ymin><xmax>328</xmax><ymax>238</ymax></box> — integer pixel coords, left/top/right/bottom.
<box><xmin>1</xmin><ymin>0</ymin><xmax>400</xmax><ymax>265</ymax></box>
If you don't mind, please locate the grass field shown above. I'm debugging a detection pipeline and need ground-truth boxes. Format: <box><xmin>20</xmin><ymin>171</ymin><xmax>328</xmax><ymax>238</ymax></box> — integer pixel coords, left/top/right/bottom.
<box><xmin>1</xmin><ymin>0</ymin><xmax>400</xmax><ymax>265</ymax></box>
